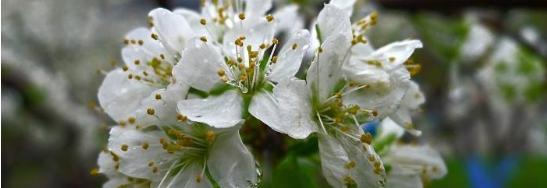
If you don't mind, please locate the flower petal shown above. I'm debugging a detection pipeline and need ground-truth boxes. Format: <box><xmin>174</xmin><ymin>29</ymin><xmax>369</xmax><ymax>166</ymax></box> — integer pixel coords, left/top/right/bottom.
<box><xmin>208</xmin><ymin>129</ymin><xmax>257</xmax><ymax>187</ymax></box>
<box><xmin>273</xmin><ymin>79</ymin><xmax>317</xmax><ymax>139</ymax></box>
<box><xmin>108</xmin><ymin>126</ymin><xmax>174</xmax><ymax>181</ymax></box>
<box><xmin>177</xmin><ymin>90</ymin><xmax>243</xmax><ymax>128</ymax></box>
<box><xmin>173</xmin><ymin>39</ymin><xmax>226</xmax><ymax>92</ymax></box>
<box><xmin>318</xmin><ymin>134</ymin><xmax>386</xmax><ymax>188</ymax></box>
<box><xmin>132</xmin><ymin>82</ymin><xmax>190</xmax><ymax>127</ymax></box>
<box><xmin>330</xmin><ymin>0</ymin><xmax>356</xmax><ymax>16</ymax></box>
<box><xmin>149</xmin><ymin>8</ymin><xmax>194</xmax><ymax>53</ymax></box>
<box><xmin>163</xmin><ymin>164</ymin><xmax>212</xmax><ymax>188</ymax></box>
<box><xmin>401</xmin><ymin>81</ymin><xmax>425</xmax><ymax>109</ymax></box>
<box><xmin>245</xmin><ymin>0</ymin><xmax>272</xmax><ymax>18</ymax></box>
<box><xmin>316</xmin><ymin>4</ymin><xmax>352</xmax><ymax>42</ymax></box>
<box><xmin>385</xmin><ymin>167</ymin><xmax>423</xmax><ymax>188</ymax></box>
<box><xmin>268</xmin><ymin>29</ymin><xmax>310</xmax><ymax>83</ymax></box>
<box><xmin>366</xmin><ymin>40</ymin><xmax>423</xmax><ymax>69</ymax></box>
<box><xmin>273</xmin><ymin>5</ymin><xmax>304</xmax><ymax>37</ymax></box>
<box><xmin>222</xmin><ymin>19</ymin><xmax>275</xmax><ymax>60</ymax></box>
<box><xmin>385</xmin><ymin>144</ymin><xmax>447</xmax><ymax>180</ymax></box>
<box><xmin>306</xmin><ymin>34</ymin><xmax>351</xmax><ymax>101</ymax></box>
<box><xmin>98</xmin><ymin>69</ymin><xmax>156</xmax><ymax>121</ymax></box>
<box><xmin>249</xmin><ymin>91</ymin><xmax>283</xmax><ymax>133</ymax></box>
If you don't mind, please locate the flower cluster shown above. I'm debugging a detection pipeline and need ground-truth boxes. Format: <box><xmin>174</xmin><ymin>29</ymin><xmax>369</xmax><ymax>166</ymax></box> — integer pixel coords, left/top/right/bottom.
<box><xmin>95</xmin><ymin>0</ymin><xmax>446</xmax><ymax>187</ymax></box>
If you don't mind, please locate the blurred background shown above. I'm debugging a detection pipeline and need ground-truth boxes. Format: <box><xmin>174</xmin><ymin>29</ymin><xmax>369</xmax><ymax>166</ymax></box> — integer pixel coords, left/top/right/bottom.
<box><xmin>2</xmin><ymin>0</ymin><xmax>546</xmax><ymax>187</ymax></box>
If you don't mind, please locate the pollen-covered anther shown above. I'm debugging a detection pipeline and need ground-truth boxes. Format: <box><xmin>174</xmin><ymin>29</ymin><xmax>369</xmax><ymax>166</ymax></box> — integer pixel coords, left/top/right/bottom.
<box><xmin>200</xmin><ymin>18</ymin><xmax>207</xmax><ymax>25</ymax></box>
<box><xmin>195</xmin><ymin>175</ymin><xmax>202</xmax><ymax>183</ymax></box>
<box><xmin>148</xmin><ymin>161</ymin><xmax>154</xmax><ymax>167</ymax></box>
<box><xmin>128</xmin><ymin>117</ymin><xmax>136</xmax><ymax>124</ymax></box>
<box><xmin>343</xmin><ymin>176</ymin><xmax>357</xmax><ymax>186</ymax></box>
<box><xmin>259</xmin><ymin>43</ymin><xmax>267</xmax><ymax>49</ymax></box>
<box><xmin>200</xmin><ymin>36</ymin><xmax>208</xmax><ymax>42</ymax></box>
<box><xmin>121</xmin><ymin>65</ymin><xmax>128</xmax><ymax>71</ymax></box>
<box><xmin>146</xmin><ymin>108</ymin><xmax>156</xmax><ymax>116</ymax></box>
<box><xmin>123</xmin><ymin>38</ymin><xmax>129</xmax><ymax>45</ymax></box>
<box><xmin>121</xmin><ymin>144</ymin><xmax>129</xmax><ymax>152</ymax></box>
<box><xmin>119</xmin><ymin>120</ymin><xmax>127</xmax><ymax>127</ymax></box>
<box><xmin>265</xmin><ymin>14</ymin><xmax>274</xmax><ymax>22</ymax></box>
<box><xmin>142</xmin><ymin>142</ymin><xmax>150</xmax><ymax>150</ymax></box>
<box><xmin>344</xmin><ymin>160</ymin><xmax>356</xmax><ymax>169</ymax></box>
<box><xmin>176</xmin><ymin>113</ymin><xmax>188</xmax><ymax>122</ymax></box>
<box><xmin>271</xmin><ymin>56</ymin><xmax>278</xmax><ymax>64</ymax></box>
<box><xmin>152</xmin><ymin>166</ymin><xmax>158</xmax><ymax>173</ymax></box>
<box><xmin>138</xmin><ymin>40</ymin><xmax>144</xmax><ymax>45</ymax></box>
<box><xmin>127</xmin><ymin>74</ymin><xmax>133</xmax><ymax>79</ymax></box>
<box><xmin>217</xmin><ymin>69</ymin><xmax>225</xmax><ymax>77</ymax></box>
<box><xmin>272</xmin><ymin>38</ymin><xmax>279</xmax><ymax>45</ymax></box>
<box><xmin>291</xmin><ymin>43</ymin><xmax>298</xmax><ymax>50</ymax></box>
<box><xmin>206</xmin><ymin>130</ymin><xmax>216</xmax><ymax>142</ymax></box>
<box><xmin>151</xmin><ymin>33</ymin><xmax>159</xmax><ymax>40</ymax></box>
<box><xmin>360</xmin><ymin>133</ymin><xmax>373</xmax><ymax>144</ymax></box>
<box><xmin>134</xmin><ymin>60</ymin><xmax>140</xmax><ymax>65</ymax></box>
<box><xmin>238</xmin><ymin>13</ymin><xmax>246</xmax><ymax>20</ymax></box>
<box><xmin>388</xmin><ymin>57</ymin><xmax>396</xmax><ymax>62</ymax></box>
<box><xmin>371</xmin><ymin>110</ymin><xmax>378</xmax><ymax>117</ymax></box>
<box><xmin>155</xmin><ymin>94</ymin><xmax>162</xmax><ymax>100</ymax></box>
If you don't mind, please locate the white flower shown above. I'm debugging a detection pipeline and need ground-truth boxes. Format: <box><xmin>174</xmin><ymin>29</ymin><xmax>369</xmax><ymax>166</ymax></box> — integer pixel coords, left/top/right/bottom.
<box><xmin>104</xmin><ymin>124</ymin><xmax>257</xmax><ymax>187</ymax></box>
<box><xmin>172</xmin><ymin>0</ymin><xmax>311</xmax><ymax>129</ymax></box>
<box><xmin>96</xmin><ymin>150</ymin><xmax>154</xmax><ymax>188</ymax></box>
<box><xmin>375</xmin><ymin>118</ymin><xmax>447</xmax><ymax>188</ymax></box>
<box><xmin>98</xmin><ymin>8</ymin><xmax>193</xmax><ymax>127</ymax></box>
<box><xmin>383</xmin><ymin>145</ymin><xmax>447</xmax><ymax>188</ymax></box>
<box><xmin>252</xmin><ymin>4</ymin><xmax>389</xmax><ymax>187</ymax></box>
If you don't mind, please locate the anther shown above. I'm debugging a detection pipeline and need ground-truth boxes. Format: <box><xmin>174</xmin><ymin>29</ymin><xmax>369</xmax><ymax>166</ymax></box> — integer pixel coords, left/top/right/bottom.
<box><xmin>200</xmin><ymin>36</ymin><xmax>208</xmax><ymax>42</ymax></box>
<box><xmin>238</xmin><ymin>13</ymin><xmax>246</xmax><ymax>20</ymax></box>
<box><xmin>147</xmin><ymin>108</ymin><xmax>155</xmax><ymax>115</ymax></box>
<box><xmin>265</xmin><ymin>14</ymin><xmax>274</xmax><ymax>22</ymax></box>
<box><xmin>121</xmin><ymin>144</ymin><xmax>129</xmax><ymax>152</ymax></box>
<box><xmin>200</xmin><ymin>18</ymin><xmax>207</xmax><ymax>25</ymax></box>
<box><xmin>195</xmin><ymin>175</ymin><xmax>202</xmax><ymax>183</ymax></box>
<box><xmin>272</xmin><ymin>38</ymin><xmax>279</xmax><ymax>45</ymax></box>
<box><xmin>155</xmin><ymin>94</ymin><xmax>162</xmax><ymax>100</ymax></box>
<box><xmin>128</xmin><ymin>117</ymin><xmax>136</xmax><ymax>124</ymax></box>
<box><xmin>142</xmin><ymin>142</ymin><xmax>149</xmax><ymax>150</ymax></box>
<box><xmin>388</xmin><ymin>57</ymin><xmax>396</xmax><ymax>62</ymax></box>
<box><xmin>138</xmin><ymin>40</ymin><xmax>144</xmax><ymax>45</ymax></box>
<box><xmin>176</xmin><ymin>114</ymin><xmax>187</xmax><ymax>122</ymax></box>
<box><xmin>360</xmin><ymin>133</ymin><xmax>373</xmax><ymax>144</ymax></box>
<box><xmin>123</xmin><ymin>39</ymin><xmax>129</xmax><ymax>45</ymax></box>
<box><xmin>345</xmin><ymin>161</ymin><xmax>356</xmax><ymax>169</ymax></box>
<box><xmin>151</xmin><ymin>33</ymin><xmax>159</xmax><ymax>40</ymax></box>
<box><xmin>134</xmin><ymin>60</ymin><xmax>140</xmax><ymax>65</ymax></box>
<box><xmin>90</xmin><ymin>168</ymin><xmax>100</xmax><ymax>176</ymax></box>
<box><xmin>217</xmin><ymin>69</ymin><xmax>225</xmax><ymax>76</ymax></box>
<box><xmin>292</xmin><ymin>43</ymin><xmax>298</xmax><ymax>50</ymax></box>
<box><xmin>271</xmin><ymin>56</ymin><xmax>278</xmax><ymax>64</ymax></box>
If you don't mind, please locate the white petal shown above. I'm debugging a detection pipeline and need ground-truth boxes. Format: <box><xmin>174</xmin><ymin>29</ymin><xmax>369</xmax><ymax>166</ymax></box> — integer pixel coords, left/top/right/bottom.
<box><xmin>367</xmin><ymin>40</ymin><xmax>423</xmax><ymax>69</ymax></box>
<box><xmin>249</xmin><ymin>91</ymin><xmax>284</xmax><ymax>133</ymax></box>
<box><xmin>149</xmin><ymin>8</ymin><xmax>194</xmax><ymax>53</ymax></box>
<box><xmin>132</xmin><ymin>82</ymin><xmax>190</xmax><ymax>127</ymax></box>
<box><xmin>330</xmin><ymin>0</ymin><xmax>356</xmax><ymax>16</ymax></box>
<box><xmin>318</xmin><ymin>134</ymin><xmax>386</xmax><ymax>188</ymax></box>
<box><xmin>343</xmin><ymin>81</ymin><xmax>409</xmax><ymax>118</ymax></box>
<box><xmin>98</xmin><ymin>69</ymin><xmax>156</xmax><ymax>121</ymax></box>
<box><xmin>245</xmin><ymin>0</ymin><xmax>272</xmax><ymax>18</ymax></box>
<box><xmin>208</xmin><ymin>130</ymin><xmax>257</xmax><ymax>187</ymax></box>
<box><xmin>273</xmin><ymin>5</ymin><xmax>304</xmax><ymax>36</ymax></box>
<box><xmin>173</xmin><ymin>39</ymin><xmax>225</xmax><ymax>92</ymax></box>
<box><xmin>306</xmin><ymin>34</ymin><xmax>351</xmax><ymax>101</ymax></box>
<box><xmin>122</xmin><ymin>27</ymin><xmax>172</xmax><ymax>70</ymax></box>
<box><xmin>385</xmin><ymin>144</ymin><xmax>447</xmax><ymax>180</ymax></box>
<box><xmin>97</xmin><ymin>151</ymin><xmax>118</xmax><ymax>177</ymax></box>
<box><xmin>386</xmin><ymin>167</ymin><xmax>423</xmax><ymax>188</ymax></box>
<box><xmin>378</xmin><ymin>117</ymin><xmax>405</xmax><ymax>139</ymax></box>
<box><xmin>268</xmin><ymin>30</ymin><xmax>310</xmax><ymax>83</ymax></box>
<box><xmin>177</xmin><ymin>90</ymin><xmax>243</xmax><ymax>128</ymax></box>
<box><xmin>343</xmin><ymin>58</ymin><xmax>391</xmax><ymax>86</ymax></box>
<box><xmin>316</xmin><ymin>4</ymin><xmax>352</xmax><ymax>41</ymax></box>
<box><xmin>163</xmin><ymin>164</ymin><xmax>212</xmax><ymax>188</ymax></box>
<box><xmin>274</xmin><ymin>79</ymin><xmax>317</xmax><ymax>139</ymax></box>
<box><xmin>173</xmin><ymin>8</ymin><xmax>216</xmax><ymax>40</ymax></box>
<box><xmin>108</xmin><ymin>126</ymin><xmax>174</xmax><ymax>181</ymax></box>
<box><xmin>401</xmin><ymin>81</ymin><xmax>425</xmax><ymax>109</ymax></box>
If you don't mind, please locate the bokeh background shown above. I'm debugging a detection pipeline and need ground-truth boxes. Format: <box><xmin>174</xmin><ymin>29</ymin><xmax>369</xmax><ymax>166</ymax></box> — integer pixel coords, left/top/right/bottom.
<box><xmin>2</xmin><ymin>0</ymin><xmax>546</xmax><ymax>187</ymax></box>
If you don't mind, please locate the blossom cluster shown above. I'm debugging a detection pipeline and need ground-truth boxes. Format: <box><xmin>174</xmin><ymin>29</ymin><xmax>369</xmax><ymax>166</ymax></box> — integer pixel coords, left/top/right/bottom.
<box><xmin>95</xmin><ymin>0</ymin><xmax>446</xmax><ymax>187</ymax></box>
